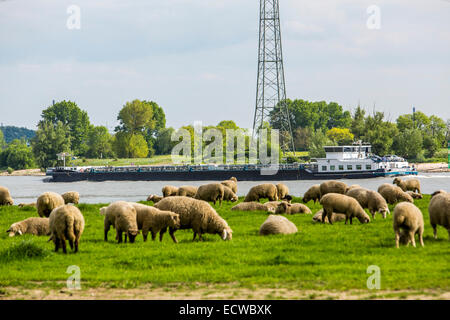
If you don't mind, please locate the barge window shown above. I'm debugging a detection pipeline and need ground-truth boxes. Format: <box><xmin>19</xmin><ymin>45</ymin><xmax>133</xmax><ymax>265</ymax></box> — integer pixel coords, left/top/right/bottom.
<box><xmin>339</xmin><ymin>165</ymin><xmax>344</xmax><ymax>171</ymax></box>
<box><xmin>347</xmin><ymin>165</ymin><xmax>353</xmax><ymax>170</ymax></box>
<box><xmin>322</xmin><ymin>166</ymin><xmax>327</xmax><ymax>171</ymax></box>
<box><xmin>330</xmin><ymin>165</ymin><xmax>335</xmax><ymax>171</ymax></box>
<box><xmin>356</xmin><ymin>165</ymin><xmax>362</xmax><ymax>170</ymax></box>
<box><xmin>366</xmin><ymin>165</ymin><xmax>372</xmax><ymax>170</ymax></box>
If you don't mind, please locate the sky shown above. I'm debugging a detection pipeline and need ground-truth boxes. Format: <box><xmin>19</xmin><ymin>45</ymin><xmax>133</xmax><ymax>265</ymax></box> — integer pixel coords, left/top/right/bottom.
<box><xmin>0</xmin><ymin>0</ymin><xmax>449</xmax><ymax>131</ymax></box>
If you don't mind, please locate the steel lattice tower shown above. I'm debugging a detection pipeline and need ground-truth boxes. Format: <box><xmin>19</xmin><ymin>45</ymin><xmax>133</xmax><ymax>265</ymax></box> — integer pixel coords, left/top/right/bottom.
<box><xmin>253</xmin><ymin>0</ymin><xmax>295</xmax><ymax>153</ymax></box>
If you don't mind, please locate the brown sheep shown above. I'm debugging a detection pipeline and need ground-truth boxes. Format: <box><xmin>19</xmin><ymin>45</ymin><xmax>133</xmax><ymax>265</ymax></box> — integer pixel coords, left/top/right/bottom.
<box><xmin>195</xmin><ymin>183</ymin><xmax>225</xmax><ymax>205</ymax></box>
<box><xmin>378</xmin><ymin>184</ymin><xmax>413</xmax><ymax>205</ymax></box>
<box><xmin>61</xmin><ymin>191</ymin><xmax>80</xmax><ymax>204</ymax></box>
<box><xmin>302</xmin><ymin>185</ymin><xmax>321</xmax><ymax>204</ymax></box>
<box><xmin>49</xmin><ymin>205</ymin><xmax>85</xmax><ymax>253</ymax></box>
<box><xmin>276</xmin><ymin>183</ymin><xmax>290</xmax><ymax>201</ymax></box>
<box><xmin>274</xmin><ymin>202</ymin><xmax>312</xmax><ymax>215</ymax></box>
<box><xmin>103</xmin><ymin>201</ymin><xmax>139</xmax><ymax>243</ymax></box>
<box><xmin>259</xmin><ymin>215</ymin><xmax>298</xmax><ymax>236</ymax></box>
<box><xmin>7</xmin><ymin>217</ymin><xmax>50</xmax><ymax>237</ymax></box>
<box><xmin>428</xmin><ymin>190</ymin><xmax>450</xmax><ymax>240</ymax></box>
<box><xmin>37</xmin><ymin>192</ymin><xmax>65</xmax><ymax>218</ymax></box>
<box><xmin>346</xmin><ymin>188</ymin><xmax>390</xmax><ymax>219</ymax></box>
<box><xmin>162</xmin><ymin>185</ymin><xmax>179</xmax><ymax>197</ymax></box>
<box><xmin>319</xmin><ymin>181</ymin><xmax>349</xmax><ymax>198</ymax></box>
<box><xmin>320</xmin><ymin>193</ymin><xmax>371</xmax><ymax>225</ymax></box>
<box><xmin>312</xmin><ymin>209</ymin><xmax>346</xmax><ymax>224</ymax></box>
<box><xmin>177</xmin><ymin>186</ymin><xmax>198</xmax><ymax>198</ymax></box>
<box><xmin>393</xmin><ymin>202</ymin><xmax>424</xmax><ymax>248</ymax></box>
<box><xmin>393</xmin><ymin>177</ymin><xmax>421</xmax><ymax>193</ymax></box>
<box><xmin>155</xmin><ymin>196</ymin><xmax>232</xmax><ymax>242</ymax></box>
<box><xmin>231</xmin><ymin>202</ymin><xmax>276</xmax><ymax>213</ymax></box>
<box><xmin>221</xmin><ymin>177</ymin><xmax>238</xmax><ymax>194</ymax></box>
<box><xmin>407</xmin><ymin>191</ymin><xmax>423</xmax><ymax>199</ymax></box>
<box><xmin>244</xmin><ymin>184</ymin><xmax>278</xmax><ymax>202</ymax></box>
<box><xmin>223</xmin><ymin>185</ymin><xmax>238</xmax><ymax>202</ymax></box>
<box><xmin>147</xmin><ymin>194</ymin><xmax>163</xmax><ymax>203</ymax></box>
<box><xmin>0</xmin><ymin>186</ymin><xmax>13</xmax><ymax>206</ymax></box>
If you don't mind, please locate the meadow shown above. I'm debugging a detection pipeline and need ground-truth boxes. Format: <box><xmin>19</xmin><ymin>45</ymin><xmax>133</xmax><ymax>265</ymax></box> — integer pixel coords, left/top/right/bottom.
<box><xmin>0</xmin><ymin>195</ymin><xmax>448</xmax><ymax>299</ymax></box>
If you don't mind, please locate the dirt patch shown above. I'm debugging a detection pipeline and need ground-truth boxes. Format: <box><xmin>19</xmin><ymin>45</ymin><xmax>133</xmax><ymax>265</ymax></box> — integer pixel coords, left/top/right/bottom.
<box><xmin>1</xmin><ymin>284</ymin><xmax>448</xmax><ymax>300</ymax></box>
<box><xmin>414</xmin><ymin>162</ymin><xmax>449</xmax><ymax>173</ymax></box>
<box><xmin>0</xmin><ymin>169</ymin><xmax>45</xmax><ymax>176</ymax></box>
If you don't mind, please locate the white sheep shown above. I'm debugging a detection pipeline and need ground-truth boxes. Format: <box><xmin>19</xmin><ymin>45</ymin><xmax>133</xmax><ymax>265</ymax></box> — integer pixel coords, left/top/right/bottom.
<box><xmin>428</xmin><ymin>190</ymin><xmax>450</xmax><ymax>240</ymax></box>
<box><xmin>49</xmin><ymin>204</ymin><xmax>85</xmax><ymax>253</ymax></box>
<box><xmin>393</xmin><ymin>202</ymin><xmax>424</xmax><ymax>248</ymax></box>
<box><xmin>259</xmin><ymin>215</ymin><xmax>298</xmax><ymax>236</ymax></box>
<box><xmin>37</xmin><ymin>192</ymin><xmax>65</xmax><ymax>218</ymax></box>
<box><xmin>194</xmin><ymin>183</ymin><xmax>225</xmax><ymax>205</ymax></box>
<box><xmin>7</xmin><ymin>217</ymin><xmax>50</xmax><ymax>237</ymax></box>
<box><xmin>103</xmin><ymin>201</ymin><xmax>139</xmax><ymax>243</ymax></box>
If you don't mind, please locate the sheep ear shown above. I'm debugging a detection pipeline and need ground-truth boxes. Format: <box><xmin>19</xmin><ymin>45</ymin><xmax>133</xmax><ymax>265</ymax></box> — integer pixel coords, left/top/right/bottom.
<box><xmin>222</xmin><ymin>229</ymin><xmax>228</xmax><ymax>240</ymax></box>
<box><xmin>18</xmin><ymin>230</ymin><xmax>22</xmax><ymax>235</ymax></box>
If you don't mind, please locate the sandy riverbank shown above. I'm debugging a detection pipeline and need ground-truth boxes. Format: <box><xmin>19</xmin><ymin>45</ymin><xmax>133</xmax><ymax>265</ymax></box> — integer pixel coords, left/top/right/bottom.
<box><xmin>0</xmin><ymin>169</ymin><xmax>45</xmax><ymax>176</ymax></box>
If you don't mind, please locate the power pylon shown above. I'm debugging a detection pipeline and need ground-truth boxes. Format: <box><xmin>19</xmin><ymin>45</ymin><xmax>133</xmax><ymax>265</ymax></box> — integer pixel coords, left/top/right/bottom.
<box><xmin>253</xmin><ymin>0</ymin><xmax>295</xmax><ymax>154</ymax></box>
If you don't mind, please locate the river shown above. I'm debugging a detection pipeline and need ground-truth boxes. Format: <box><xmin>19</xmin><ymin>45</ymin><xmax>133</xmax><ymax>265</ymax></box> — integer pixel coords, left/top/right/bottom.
<box><xmin>0</xmin><ymin>173</ymin><xmax>449</xmax><ymax>204</ymax></box>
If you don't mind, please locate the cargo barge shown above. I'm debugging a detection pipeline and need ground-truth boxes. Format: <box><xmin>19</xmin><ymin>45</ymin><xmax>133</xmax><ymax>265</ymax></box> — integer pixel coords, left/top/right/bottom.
<box><xmin>46</xmin><ymin>145</ymin><xmax>417</xmax><ymax>182</ymax></box>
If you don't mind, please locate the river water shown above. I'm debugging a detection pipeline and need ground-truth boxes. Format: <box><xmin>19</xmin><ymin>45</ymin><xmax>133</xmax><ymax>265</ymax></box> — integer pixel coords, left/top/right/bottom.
<box><xmin>0</xmin><ymin>173</ymin><xmax>449</xmax><ymax>204</ymax></box>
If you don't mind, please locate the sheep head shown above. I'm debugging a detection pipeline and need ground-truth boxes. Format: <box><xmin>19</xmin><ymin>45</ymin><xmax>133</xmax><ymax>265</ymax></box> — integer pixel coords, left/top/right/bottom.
<box><xmin>170</xmin><ymin>214</ymin><xmax>181</xmax><ymax>229</ymax></box>
<box><xmin>221</xmin><ymin>227</ymin><xmax>233</xmax><ymax>241</ymax></box>
<box><xmin>6</xmin><ymin>224</ymin><xmax>22</xmax><ymax>237</ymax></box>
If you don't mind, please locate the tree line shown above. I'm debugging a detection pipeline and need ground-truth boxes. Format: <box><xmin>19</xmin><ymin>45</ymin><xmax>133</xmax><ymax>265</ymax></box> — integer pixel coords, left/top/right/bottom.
<box><xmin>0</xmin><ymin>98</ymin><xmax>449</xmax><ymax>170</ymax></box>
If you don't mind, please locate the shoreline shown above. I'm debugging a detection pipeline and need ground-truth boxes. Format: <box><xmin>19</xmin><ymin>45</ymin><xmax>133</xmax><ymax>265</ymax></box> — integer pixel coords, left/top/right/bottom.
<box><xmin>1</xmin><ymin>163</ymin><xmax>448</xmax><ymax>177</ymax></box>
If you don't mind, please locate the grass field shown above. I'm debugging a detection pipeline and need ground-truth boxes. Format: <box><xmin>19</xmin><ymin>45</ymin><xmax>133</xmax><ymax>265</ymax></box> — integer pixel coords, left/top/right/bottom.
<box><xmin>0</xmin><ymin>196</ymin><xmax>449</xmax><ymax>299</ymax></box>
<box><xmin>68</xmin><ymin>155</ymin><xmax>175</xmax><ymax>167</ymax></box>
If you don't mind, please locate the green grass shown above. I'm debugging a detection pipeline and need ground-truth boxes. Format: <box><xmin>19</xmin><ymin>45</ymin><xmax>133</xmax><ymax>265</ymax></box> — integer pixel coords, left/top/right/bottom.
<box><xmin>68</xmin><ymin>155</ymin><xmax>175</xmax><ymax>167</ymax></box>
<box><xmin>0</xmin><ymin>196</ymin><xmax>448</xmax><ymax>292</ymax></box>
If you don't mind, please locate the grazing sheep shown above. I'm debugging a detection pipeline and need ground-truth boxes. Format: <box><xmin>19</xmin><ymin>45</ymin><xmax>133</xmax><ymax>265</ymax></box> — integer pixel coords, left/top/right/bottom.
<box><xmin>259</xmin><ymin>215</ymin><xmax>298</xmax><ymax>236</ymax></box>
<box><xmin>393</xmin><ymin>178</ymin><xmax>421</xmax><ymax>193</ymax></box>
<box><xmin>223</xmin><ymin>185</ymin><xmax>238</xmax><ymax>202</ymax></box>
<box><xmin>302</xmin><ymin>185</ymin><xmax>321</xmax><ymax>204</ymax></box>
<box><xmin>244</xmin><ymin>184</ymin><xmax>278</xmax><ymax>202</ymax></box>
<box><xmin>276</xmin><ymin>183</ymin><xmax>290</xmax><ymax>201</ymax></box>
<box><xmin>431</xmin><ymin>190</ymin><xmax>447</xmax><ymax>198</ymax></box>
<box><xmin>37</xmin><ymin>192</ymin><xmax>65</xmax><ymax>218</ymax></box>
<box><xmin>264</xmin><ymin>201</ymin><xmax>284</xmax><ymax>212</ymax></box>
<box><xmin>378</xmin><ymin>184</ymin><xmax>413</xmax><ymax>205</ymax></box>
<box><xmin>428</xmin><ymin>191</ymin><xmax>450</xmax><ymax>240</ymax></box>
<box><xmin>61</xmin><ymin>191</ymin><xmax>80</xmax><ymax>204</ymax></box>
<box><xmin>393</xmin><ymin>202</ymin><xmax>424</xmax><ymax>248</ymax></box>
<box><xmin>103</xmin><ymin>201</ymin><xmax>139</xmax><ymax>243</ymax></box>
<box><xmin>7</xmin><ymin>217</ymin><xmax>50</xmax><ymax>237</ymax></box>
<box><xmin>129</xmin><ymin>202</ymin><xmax>181</xmax><ymax>242</ymax></box>
<box><xmin>407</xmin><ymin>191</ymin><xmax>423</xmax><ymax>199</ymax></box>
<box><xmin>0</xmin><ymin>186</ymin><xmax>13</xmax><ymax>206</ymax></box>
<box><xmin>177</xmin><ymin>186</ymin><xmax>198</xmax><ymax>198</ymax></box>
<box><xmin>274</xmin><ymin>202</ymin><xmax>312</xmax><ymax>215</ymax></box>
<box><xmin>155</xmin><ymin>196</ymin><xmax>233</xmax><ymax>242</ymax></box>
<box><xmin>195</xmin><ymin>183</ymin><xmax>225</xmax><ymax>205</ymax></box>
<box><xmin>147</xmin><ymin>194</ymin><xmax>163</xmax><ymax>203</ymax></box>
<box><xmin>221</xmin><ymin>177</ymin><xmax>238</xmax><ymax>194</ymax></box>
<box><xmin>312</xmin><ymin>209</ymin><xmax>346</xmax><ymax>224</ymax></box>
<box><xmin>18</xmin><ymin>202</ymin><xmax>36</xmax><ymax>208</ymax></box>
<box><xmin>99</xmin><ymin>206</ymin><xmax>108</xmax><ymax>216</ymax></box>
<box><xmin>348</xmin><ymin>184</ymin><xmax>362</xmax><ymax>191</ymax></box>
<box><xmin>320</xmin><ymin>193</ymin><xmax>371</xmax><ymax>225</ymax></box>
<box><xmin>162</xmin><ymin>185</ymin><xmax>179</xmax><ymax>198</ymax></box>
<box><xmin>231</xmin><ymin>202</ymin><xmax>276</xmax><ymax>213</ymax></box>
<box><xmin>319</xmin><ymin>181</ymin><xmax>349</xmax><ymax>198</ymax></box>
<box><xmin>49</xmin><ymin>205</ymin><xmax>85</xmax><ymax>253</ymax></box>
<box><xmin>346</xmin><ymin>188</ymin><xmax>390</xmax><ymax>219</ymax></box>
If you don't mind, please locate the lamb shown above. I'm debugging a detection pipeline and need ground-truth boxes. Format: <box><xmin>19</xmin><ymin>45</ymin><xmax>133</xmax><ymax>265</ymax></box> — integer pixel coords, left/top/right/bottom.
<box><xmin>259</xmin><ymin>215</ymin><xmax>298</xmax><ymax>236</ymax></box>
<box><xmin>7</xmin><ymin>217</ymin><xmax>50</xmax><ymax>237</ymax></box>
<box><xmin>312</xmin><ymin>209</ymin><xmax>346</xmax><ymax>224</ymax></box>
<box><xmin>48</xmin><ymin>205</ymin><xmax>85</xmax><ymax>253</ymax></box>
<box><xmin>274</xmin><ymin>202</ymin><xmax>312</xmax><ymax>215</ymax></box>
<box><xmin>393</xmin><ymin>202</ymin><xmax>424</xmax><ymax>248</ymax></box>
<box><xmin>320</xmin><ymin>193</ymin><xmax>371</xmax><ymax>225</ymax></box>
<box><xmin>129</xmin><ymin>202</ymin><xmax>181</xmax><ymax>242</ymax></box>
<box><xmin>147</xmin><ymin>194</ymin><xmax>163</xmax><ymax>203</ymax></box>
<box><xmin>231</xmin><ymin>202</ymin><xmax>276</xmax><ymax>213</ymax></box>
<box><xmin>103</xmin><ymin>201</ymin><xmax>139</xmax><ymax>243</ymax></box>
<box><xmin>302</xmin><ymin>185</ymin><xmax>321</xmax><ymax>204</ymax></box>
<box><xmin>377</xmin><ymin>183</ymin><xmax>413</xmax><ymax>205</ymax></box>
<box><xmin>244</xmin><ymin>184</ymin><xmax>278</xmax><ymax>202</ymax></box>
<box><xmin>155</xmin><ymin>196</ymin><xmax>233</xmax><ymax>242</ymax></box>
<box><xmin>194</xmin><ymin>183</ymin><xmax>225</xmax><ymax>205</ymax></box>
<box><xmin>221</xmin><ymin>177</ymin><xmax>238</xmax><ymax>194</ymax></box>
<box><xmin>37</xmin><ymin>192</ymin><xmax>65</xmax><ymax>218</ymax></box>
<box><xmin>393</xmin><ymin>177</ymin><xmax>421</xmax><ymax>193</ymax></box>
<box><xmin>61</xmin><ymin>191</ymin><xmax>80</xmax><ymax>204</ymax></box>
<box><xmin>346</xmin><ymin>187</ymin><xmax>390</xmax><ymax>219</ymax></box>
<box><xmin>406</xmin><ymin>191</ymin><xmax>423</xmax><ymax>199</ymax></box>
<box><xmin>428</xmin><ymin>190</ymin><xmax>450</xmax><ymax>240</ymax></box>
<box><xmin>0</xmin><ymin>186</ymin><xmax>13</xmax><ymax>206</ymax></box>
<box><xmin>162</xmin><ymin>185</ymin><xmax>179</xmax><ymax>197</ymax></box>
<box><xmin>18</xmin><ymin>202</ymin><xmax>37</xmax><ymax>208</ymax></box>
<box><xmin>222</xmin><ymin>185</ymin><xmax>238</xmax><ymax>202</ymax></box>
<box><xmin>276</xmin><ymin>183</ymin><xmax>290</xmax><ymax>201</ymax></box>
<box><xmin>176</xmin><ymin>186</ymin><xmax>198</xmax><ymax>198</ymax></box>
<box><xmin>319</xmin><ymin>181</ymin><xmax>349</xmax><ymax>198</ymax></box>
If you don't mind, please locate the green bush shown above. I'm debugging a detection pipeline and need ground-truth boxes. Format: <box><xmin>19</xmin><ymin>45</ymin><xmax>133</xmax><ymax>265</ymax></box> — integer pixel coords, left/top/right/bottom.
<box><xmin>6</xmin><ymin>167</ymin><xmax>13</xmax><ymax>174</ymax></box>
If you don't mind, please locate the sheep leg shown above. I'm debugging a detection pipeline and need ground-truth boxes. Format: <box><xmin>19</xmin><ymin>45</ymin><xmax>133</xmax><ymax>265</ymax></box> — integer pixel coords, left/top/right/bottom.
<box><xmin>68</xmin><ymin>239</ymin><xmax>74</xmax><ymax>251</ymax></box>
<box><xmin>431</xmin><ymin>224</ymin><xmax>437</xmax><ymax>239</ymax></box>
<box><xmin>322</xmin><ymin>209</ymin><xmax>328</xmax><ymax>224</ymax></box>
<box><xmin>198</xmin><ymin>233</ymin><xmax>204</xmax><ymax>241</ymax></box>
<box><xmin>395</xmin><ymin>230</ymin><xmax>400</xmax><ymax>248</ymax></box>
<box><xmin>124</xmin><ymin>233</ymin><xmax>128</xmax><ymax>243</ymax></box>
<box><xmin>169</xmin><ymin>228</ymin><xmax>178</xmax><ymax>244</ymax></box>
<box><xmin>54</xmin><ymin>237</ymin><xmax>60</xmax><ymax>252</ymax></box>
<box><xmin>160</xmin><ymin>228</ymin><xmax>167</xmax><ymax>242</ymax></box>
<box><xmin>151</xmin><ymin>231</ymin><xmax>157</xmax><ymax>241</ymax></box>
<box><xmin>142</xmin><ymin>231</ymin><xmax>148</xmax><ymax>242</ymax></box>
<box><xmin>74</xmin><ymin>238</ymin><xmax>79</xmax><ymax>253</ymax></box>
<box><xmin>370</xmin><ymin>210</ymin><xmax>376</xmax><ymax>220</ymax></box>
<box><xmin>409</xmin><ymin>231</ymin><xmax>416</xmax><ymax>247</ymax></box>
<box><xmin>61</xmin><ymin>239</ymin><xmax>67</xmax><ymax>254</ymax></box>
<box><xmin>418</xmin><ymin>230</ymin><xmax>424</xmax><ymax>247</ymax></box>
<box><xmin>193</xmin><ymin>233</ymin><xmax>197</xmax><ymax>241</ymax></box>
<box><xmin>344</xmin><ymin>216</ymin><xmax>348</xmax><ymax>225</ymax></box>
<box><xmin>117</xmin><ymin>230</ymin><xmax>123</xmax><ymax>243</ymax></box>
<box><xmin>349</xmin><ymin>217</ymin><xmax>353</xmax><ymax>225</ymax></box>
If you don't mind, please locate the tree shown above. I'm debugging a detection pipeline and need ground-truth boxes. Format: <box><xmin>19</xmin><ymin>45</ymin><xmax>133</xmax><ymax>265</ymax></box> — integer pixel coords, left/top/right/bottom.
<box><xmin>326</xmin><ymin>128</ymin><xmax>354</xmax><ymax>145</ymax></box>
<box><xmin>0</xmin><ymin>130</ymin><xmax>6</xmax><ymax>150</ymax></box>
<box><xmin>0</xmin><ymin>139</ymin><xmax>35</xmax><ymax>170</ymax></box>
<box><xmin>40</xmin><ymin>100</ymin><xmax>91</xmax><ymax>156</ymax></box>
<box><xmin>309</xmin><ymin>130</ymin><xmax>333</xmax><ymax>158</ymax></box>
<box><xmin>293</xmin><ymin>127</ymin><xmax>311</xmax><ymax>151</ymax></box>
<box><xmin>31</xmin><ymin>121</ymin><xmax>71</xmax><ymax>168</ymax></box>
<box><xmin>87</xmin><ymin>126</ymin><xmax>114</xmax><ymax>158</ymax></box>
<box><xmin>154</xmin><ymin>127</ymin><xmax>177</xmax><ymax>155</ymax></box>
<box><xmin>363</xmin><ymin>112</ymin><xmax>398</xmax><ymax>156</ymax></box>
<box><xmin>351</xmin><ymin>106</ymin><xmax>366</xmax><ymax>140</ymax></box>
<box><xmin>116</xmin><ymin>100</ymin><xmax>155</xmax><ymax>135</ymax></box>
<box><xmin>0</xmin><ymin>126</ymin><xmax>35</xmax><ymax>144</ymax></box>
<box><xmin>393</xmin><ymin>129</ymin><xmax>423</xmax><ymax>159</ymax></box>
<box><xmin>113</xmin><ymin>132</ymin><xmax>149</xmax><ymax>158</ymax></box>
